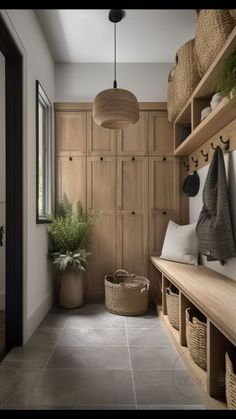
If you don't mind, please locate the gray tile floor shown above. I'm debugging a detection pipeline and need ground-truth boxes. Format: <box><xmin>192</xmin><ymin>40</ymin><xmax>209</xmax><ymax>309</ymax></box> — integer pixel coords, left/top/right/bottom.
<box><xmin>0</xmin><ymin>304</ymin><xmax>206</xmax><ymax>410</ymax></box>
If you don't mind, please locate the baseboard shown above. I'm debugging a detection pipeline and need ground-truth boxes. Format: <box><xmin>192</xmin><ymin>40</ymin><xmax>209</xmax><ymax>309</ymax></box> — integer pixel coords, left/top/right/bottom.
<box><xmin>0</xmin><ymin>292</ymin><xmax>5</xmax><ymax>310</ymax></box>
<box><xmin>25</xmin><ymin>289</ymin><xmax>53</xmax><ymax>343</ymax></box>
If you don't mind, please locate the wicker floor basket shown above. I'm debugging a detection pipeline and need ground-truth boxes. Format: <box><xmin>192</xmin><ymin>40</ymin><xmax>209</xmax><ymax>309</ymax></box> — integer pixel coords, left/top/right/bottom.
<box><xmin>104</xmin><ymin>269</ymin><xmax>150</xmax><ymax>316</ymax></box>
<box><xmin>226</xmin><ymin>351</ymin><xmax>236</xmax><ymax>409</ymax></box>
<box><xmin>186</xmin><ymin>307</ymin><xmax>207</xmax><ymax>370</ymax></box>
<box><xmin>166</xmin><ymin>285</ymin><xmax>179</xmax><ymax>330</ymax></box>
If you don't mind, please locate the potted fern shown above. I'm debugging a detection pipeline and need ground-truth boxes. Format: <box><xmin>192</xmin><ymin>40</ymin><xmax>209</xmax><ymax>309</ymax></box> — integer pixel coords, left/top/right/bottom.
<box><xmin>47</xmin><ymin>195</ymin><xmax>99</xmax><ymax>309</ymax></box>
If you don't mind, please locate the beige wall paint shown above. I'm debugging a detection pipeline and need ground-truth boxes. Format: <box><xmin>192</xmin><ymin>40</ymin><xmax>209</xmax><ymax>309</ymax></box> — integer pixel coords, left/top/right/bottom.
<box><xmin>55</xmin><ymin>63</ymin><xmax>172</xmax><ymax>102</ymax></box>
<box><xmin>1</xmin><ymin>9</ymin><xmax>55</xmax><ymax>342</ymax></box>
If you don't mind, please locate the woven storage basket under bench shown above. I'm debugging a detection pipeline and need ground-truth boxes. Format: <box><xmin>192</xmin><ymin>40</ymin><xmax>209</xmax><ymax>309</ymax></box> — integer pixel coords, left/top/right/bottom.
<box><xmin>105</xmin><ymin>269</ymin><xmax>150</xmax><ymax>316</ymax></box>
<box><xmin>186</xmin><ymin>307</ymin><xmax>207</xmax><ymax>371</ymax></box>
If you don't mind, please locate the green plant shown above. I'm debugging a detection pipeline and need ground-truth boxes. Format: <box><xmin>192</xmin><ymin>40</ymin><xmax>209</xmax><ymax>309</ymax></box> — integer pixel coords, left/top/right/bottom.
<box><xmin>216</xmin><ymin>48</ymin><xmax>236</xmax><ymax>98</ymax></box>
<box><xmin>47</xmin><ymin>194</ymin><xmax>100</xmax><ymax>272</ymax></box>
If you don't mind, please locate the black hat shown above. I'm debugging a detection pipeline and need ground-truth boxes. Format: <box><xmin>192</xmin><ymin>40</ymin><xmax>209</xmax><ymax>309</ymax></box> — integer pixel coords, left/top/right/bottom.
<box><xmin>182</xmin><ymin>171</ymin><xmax>200</xmax><ymax>197</ymax></box>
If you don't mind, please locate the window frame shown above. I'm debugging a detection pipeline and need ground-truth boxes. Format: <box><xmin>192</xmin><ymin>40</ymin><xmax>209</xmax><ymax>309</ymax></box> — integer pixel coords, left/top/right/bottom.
<box><xmin>36</xmin><ymin>80</ymin><xmax>52</xmax><ymax>224</ymax></box>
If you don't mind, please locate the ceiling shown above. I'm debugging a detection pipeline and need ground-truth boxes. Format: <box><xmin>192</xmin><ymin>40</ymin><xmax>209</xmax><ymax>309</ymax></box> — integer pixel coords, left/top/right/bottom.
<box><xmin>36</xmin><ymin>9</ymin><xmax>195</xmax><ymax>63</ymax></box>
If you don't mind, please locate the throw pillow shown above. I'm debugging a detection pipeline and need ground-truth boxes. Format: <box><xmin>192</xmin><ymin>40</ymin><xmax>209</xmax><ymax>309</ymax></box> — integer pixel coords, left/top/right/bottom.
<box><xmin>160</xmin><ymin>220</ymin><xmax>199</xmax><ymax>265</ymax></box>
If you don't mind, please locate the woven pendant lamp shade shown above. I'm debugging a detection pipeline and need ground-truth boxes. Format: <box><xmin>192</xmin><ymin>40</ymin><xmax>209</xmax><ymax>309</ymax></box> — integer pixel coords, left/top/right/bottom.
<box><xmin>93</xmin><ymin>88</ymin><xmax>139</xmax><ymax>129</ymax></box>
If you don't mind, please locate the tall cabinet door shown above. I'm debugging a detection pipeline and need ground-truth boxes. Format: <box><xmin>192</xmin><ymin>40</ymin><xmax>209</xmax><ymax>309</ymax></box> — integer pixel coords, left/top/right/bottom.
<box><xmin>117</xmin><ymin>157</ymin><xmax>148</xmax><ymax>276</ymax></box>
<box><xmin>87</xmin><ymin>157</ymin><xmax>117</xmax><ymax>300</ymax></box>
<box><xmin>56</xmin><ymin>111</ymin><xmax>87</xmax><ymax>156</ymax></box>
<box><xmin>149</xmin><ymin>156</ymin><xmax>179</xmax><ymax>256</ymax></box>
<box><xmin>149</xmin><ymin>111</ymin><xmax>173</xmax><ymax>155</ymax></box>
<box><xmin>56</xmin><ymin>156</ymin><xmax>87</xmax><ymax>209</ymax></box>
<box><xmin>117</xmin><ymin>112</ymin><xmax>148</xmax><ymax>155</ymax></box>
<box><xmin>87</xmin><ymin>112</ymin><xmax>116</xmax><ymax>155</ymax></box>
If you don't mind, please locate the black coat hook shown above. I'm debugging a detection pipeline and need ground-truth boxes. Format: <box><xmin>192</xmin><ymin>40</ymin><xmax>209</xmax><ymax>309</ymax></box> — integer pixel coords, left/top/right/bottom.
<box><xmin>201</xmin><ymin>149</ymin><xmax>208</xmax><ymax>162</ymax></box>
<box><xmin>211</xmin><ymin>142</ymin><xmax>217</xmax><ymax>150</ymax></box>
<box><xmin>183</xmin><ymin>161</ymin><xmax>189</xmax><ymax>171</ymax></box>
<box><xmin>191</xmin><ymin>156</ymin><xmax>198</xmax><ymax>168</ymax></box>
<box><xmin>220</xmin><ymin>135</ymin><xmax>230</xmax><ymax>151</ymax></box>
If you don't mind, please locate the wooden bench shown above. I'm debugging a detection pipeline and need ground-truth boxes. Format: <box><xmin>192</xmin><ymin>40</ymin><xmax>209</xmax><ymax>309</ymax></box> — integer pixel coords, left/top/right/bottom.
<box><xmin>151</xmin><ymin>256</ymin><xmax>236</xmax><ymax>410</ymax></box>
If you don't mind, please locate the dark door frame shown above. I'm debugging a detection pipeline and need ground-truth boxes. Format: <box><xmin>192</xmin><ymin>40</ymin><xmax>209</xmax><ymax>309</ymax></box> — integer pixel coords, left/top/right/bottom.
<box><xmin>0</xmin><ymin>13</ymin><xmax>23</xmax><ymax>351</ymax></box>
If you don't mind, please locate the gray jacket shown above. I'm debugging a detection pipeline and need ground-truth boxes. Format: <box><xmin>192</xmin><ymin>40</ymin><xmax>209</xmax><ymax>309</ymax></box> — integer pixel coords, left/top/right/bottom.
<box><xmin>196</xmin><ymin>146</ymin><xmax>235</xmax><ymax>262</ymax></box>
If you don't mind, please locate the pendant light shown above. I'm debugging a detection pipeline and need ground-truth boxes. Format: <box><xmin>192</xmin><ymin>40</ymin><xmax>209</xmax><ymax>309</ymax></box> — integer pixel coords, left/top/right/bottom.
<box><xmin>93</xmin><ymin>9</ymin><xmax>139</xmax><ymax>129</ymax></box>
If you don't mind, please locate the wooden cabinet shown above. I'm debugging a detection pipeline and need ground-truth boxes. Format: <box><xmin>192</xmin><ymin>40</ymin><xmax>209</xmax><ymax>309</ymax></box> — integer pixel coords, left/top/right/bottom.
<box><xmin>87</xmin><ymin>157</ymin><xmax>117</xmax><ymax>300</ymax></box>
<box><xmin>55</xmin><ymin>104</ymin><xmax>179</xmax><ymax>304</ymax></box>
<box><xmin>149</xmin><ymin>156</ymin><xmax>179</xmax><ymax>256</ymax></box>
<box><xmin>117</xmin><ymin>157</ymin><xmax>148</xmax><ymax>276</ymax></box>
<box><xmin>117</xmin><ymin>111</ymin><xmax>148</xmax><ymax>155</ymax></box>
<box><xmin>56</xmin><ymin>156</ymin><xmax>86</xmax><ymax>209</ymax></box>
<box><xmin>149</xmin><ymin>111</ymin><xmax>173</xmax><ymax>155</ymax></box>
<box><xmin>56</xmin><ymin>111</ymin><xmax>86</xmax><ymax>156</ymax></box>
<box><xmin>87</xmin><ymin>112</ymin><xmax>116</xmax><ymax>155</ymax></box>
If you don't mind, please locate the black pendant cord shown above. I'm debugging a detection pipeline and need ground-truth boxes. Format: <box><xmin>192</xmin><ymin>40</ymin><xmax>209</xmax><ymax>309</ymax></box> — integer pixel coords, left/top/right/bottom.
<box><xmin>113</xmin><ymin>22</ymin><xmax>117</xmax><ymax>88</ymax></box>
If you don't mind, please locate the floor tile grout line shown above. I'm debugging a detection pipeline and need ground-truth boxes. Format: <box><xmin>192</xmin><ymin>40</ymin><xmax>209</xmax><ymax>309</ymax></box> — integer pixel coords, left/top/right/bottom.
<box><xmin>124</xmin><ymin>317</ymin><xmax>138</xmax><ymax>409</ymax></box>
<box><xmin>27</xmin><ymin>313</ymin><xmax>70</xmax><ymax>409</ymax></box>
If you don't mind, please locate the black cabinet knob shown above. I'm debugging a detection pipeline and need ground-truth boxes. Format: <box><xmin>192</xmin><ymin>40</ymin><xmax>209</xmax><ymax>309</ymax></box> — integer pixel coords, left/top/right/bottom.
<box><xmin>132</xmin><ymin>157</ymin><xmax>135</xmax><ymax>161</ymax></box>
<box><xmin>163</xmin><ymin>157</ymin><xmax>166</xmax><ymax>161</ymax></box>
<box><xmin>69</xmin><ymin>157</ymin><xmax>72</xmax><ymax>161</ymax></box>
<box><xmin>163</xmin><ymin>211</ymin><xmax>166</xmax><ymax>215</ymax></box>
<box><xmin>132</xmin><ymin>211</ymin><xmax>135</xmax><ymax>215</ymax></box>
<box><xmin>100</xmin><ymin>157</ymin><xmax>103</xmax><ymax>161</ymax></box>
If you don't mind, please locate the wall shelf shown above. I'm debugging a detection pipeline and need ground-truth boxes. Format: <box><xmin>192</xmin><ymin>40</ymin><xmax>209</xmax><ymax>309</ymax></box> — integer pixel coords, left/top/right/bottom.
<box><xmin>174</xmin><ymin>26</ymin><xmax>236</xmax><ymax>156</ymax></box>
<box><xmin>175</xmin><ymin>95</ymin><xmax>236</xmax><ymax>156</ymax></box>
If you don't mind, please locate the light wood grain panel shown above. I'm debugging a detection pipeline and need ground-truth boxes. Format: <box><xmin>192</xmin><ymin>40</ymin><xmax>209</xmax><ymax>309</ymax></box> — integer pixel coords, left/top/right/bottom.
<box><xmin>175</xmin><ymin>95</ymin><xmax>236</xmax><ymax>156</ymax></box>
<box><xmin>56</xmin><ymin>111</ymin><xmax>86</xmax><ymax>156</ymax></box>
<box><xmin>117</xmin><ymin>111</ymin><xmax>148</xmax><ymax>155</ymax></box>
<box><xmin>117</xmin><ymin>214</ymin><xmax>148</xmax><ymax>276</ymax></box>
<box><xmin>149</xmin><ymin>157</ymin><xmax>180</xmax><ymax>256</ymax></box>
<box><xmin>87</xmin><ymin>157</ymin><xmax>117</xmax><ymax>212</ymax></box>
<box><xmin>117</xmin><ymin>157</ymin><xmax>148</xmax><ymax>212</ymax></box>
<box><xmin>117</xmin><ymin>156</ymin><xmax>148</xmax><ymax>277</ymax></box>
<box><xmin>56</xmin><ymin>156</ymin><xmax>86</xmax><ymax>209</ymax></box>
<box><xmin>87</xmin><ymin>157</ymin><xmax>117</xmax><ymax>299</ymax></box>
<box><xmin>149</xmin><ymin>111</ymin><xmax>174</xmax><ymax>155</ymax></box>
<box><xmin>207</xmin><ymin>320</ymin><xmax>234</xmax><ymax>400</ymax></box>
<box><xmin>188</xmin><ymin>118</ymin><xmax>236</xmax><ymax>173</ymax></box>
<box><xmin>151</xmin><ymin>256</ymin><xmax>236</xmax><ymax>347</ymax></box>
<box><xmin>87</xmin><ymin>112</ymin><xmax>116</xmax><ymax>155</ymax></box>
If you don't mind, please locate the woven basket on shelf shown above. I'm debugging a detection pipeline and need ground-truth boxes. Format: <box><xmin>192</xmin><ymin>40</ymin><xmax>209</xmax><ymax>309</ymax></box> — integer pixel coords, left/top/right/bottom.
<box><xmin>229</xmin><ymin>10</ymin><xmax>236</xmax><ymax>20</ymax></box>
<box><xmin>174</xmin><ymin>38</ymin><xmax>200</xmax><ymax>115</ymax></box>
<box><xmin>167</xmin><ymin>67</ymin><xmax>178</xmax><ymax>123</ymax></box>
<box><xmin>104</xmin><ymin>269</ymin><xmax>150</xmax><ymax>316</ymax></box>
<box><xmin>166</xmin><ymin>285</ymin><xmax>179</xmax><ymax>330</ymax></box>
<box><xmin>195</xmin><ymin>10</ymin><xmax>235</xmax><ymax>77</ymax></box>
<box><xmin>226</xmin><ymin>351</ymin><xmax>236</xmax><ymax>409</ymax></box>
<box><xmin>186</xmin><ymin>307</ymin><xmax>207</xmax><ymax>370</ymax></box>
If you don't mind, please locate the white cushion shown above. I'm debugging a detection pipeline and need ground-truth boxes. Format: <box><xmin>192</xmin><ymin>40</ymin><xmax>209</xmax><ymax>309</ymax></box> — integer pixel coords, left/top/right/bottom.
<box><xmin>160</xmin><ymin>220</ymin><xmax>199</xmax><ymax>265</ymax></box>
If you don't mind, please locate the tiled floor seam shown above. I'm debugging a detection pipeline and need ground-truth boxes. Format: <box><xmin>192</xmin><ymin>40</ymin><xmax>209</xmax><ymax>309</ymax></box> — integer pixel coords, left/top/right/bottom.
<box><xmin>27</xmin><ymin>309</ymin><xmax>71</xmax><ymax>409</ymax></box>
<box><xmin>124</xmin><ymin>317</ymin><xmax>138</xmax><ymax>409</ymax></box>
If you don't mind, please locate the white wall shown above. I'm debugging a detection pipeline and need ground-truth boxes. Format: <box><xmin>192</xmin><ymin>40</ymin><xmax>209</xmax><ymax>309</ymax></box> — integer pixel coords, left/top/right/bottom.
<box><xmin>55</xmin><ymin>63</ymin><xmax>172</xmax><ymax>102</ymax></box>
<box><xmin>1</xmin><ymin>10</ymin><xmax>55</xmax><ymax>341</ymax></box>
<box><xmin>189</xmin><ymin>150</ymin><xmax>236</xmax><ymax>281</ymax></box>
<box><xmin>0</xmin><ymin>51</ymin><xmax>5</xmax><ymax>310</ymax></box>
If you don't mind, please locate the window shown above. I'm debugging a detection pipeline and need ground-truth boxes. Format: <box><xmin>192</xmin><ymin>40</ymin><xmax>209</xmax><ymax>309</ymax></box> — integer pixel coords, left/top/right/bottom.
<box><xmin>36</xmin><ymin>80</ymin><xmax>52</xmax><ymax>223</ymax></box>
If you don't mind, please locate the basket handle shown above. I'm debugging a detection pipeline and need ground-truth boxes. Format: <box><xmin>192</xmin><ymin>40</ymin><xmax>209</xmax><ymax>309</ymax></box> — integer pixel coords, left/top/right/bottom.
<box><xmin>113</xmin><ymin>269</ymin><xmax>130</xmax><ymax>283</ymax></box>
<box><xmin>141</xmin><ymin>283</ymin><xmax>149</xmax><ymax>293</ymax></box>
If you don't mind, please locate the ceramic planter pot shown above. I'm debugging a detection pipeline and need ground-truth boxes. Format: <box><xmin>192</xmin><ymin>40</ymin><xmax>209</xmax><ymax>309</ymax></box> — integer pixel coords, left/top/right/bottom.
<box><xmin>59</xmin><ymin>269</ymin><xmax>84</xmax><ymax>309</ymax></box>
